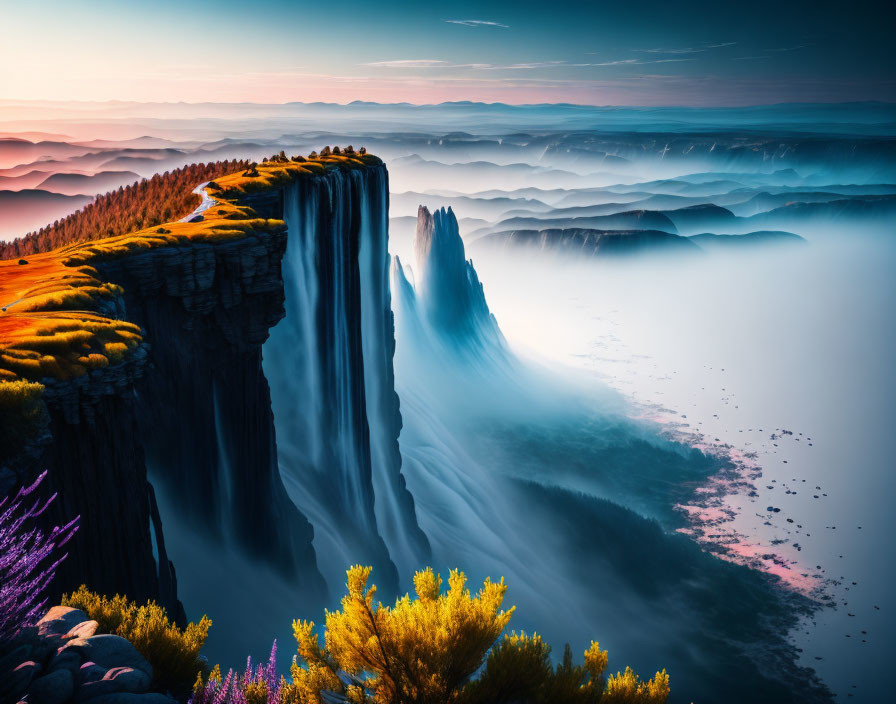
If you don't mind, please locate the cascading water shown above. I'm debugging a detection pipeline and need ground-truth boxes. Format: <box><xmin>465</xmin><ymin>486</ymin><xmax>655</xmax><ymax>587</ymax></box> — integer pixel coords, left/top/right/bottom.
<box><xmin>264</xmin><ymin>165</ymin><xmax>429</xmax><ymax>596</ymax></box>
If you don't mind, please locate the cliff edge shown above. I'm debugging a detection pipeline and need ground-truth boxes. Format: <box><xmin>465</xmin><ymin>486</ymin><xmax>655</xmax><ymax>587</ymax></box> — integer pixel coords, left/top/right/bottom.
<box><xmin>0</xmin><ymin>148</ymin><xmax>395</xmax><ymax>615</ymax></box>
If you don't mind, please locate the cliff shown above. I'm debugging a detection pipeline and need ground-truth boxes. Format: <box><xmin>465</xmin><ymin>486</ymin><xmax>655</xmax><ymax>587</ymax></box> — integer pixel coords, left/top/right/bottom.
<box><xmin>391</xmin><ymin>206</ymin><xmax>507</xmax><ymax>374</ymax></box>
<box><xmin>259</xmin><ymin>165</ymin><xmax>430</xmax><ymax>592</ymax></box>
<box><xmin>411</xmin><ymin>206</ymin><xmax>506</xmax><ymax>352</ymax></box>
<box><xmin>0</xmin><ymin>148</ymin><xmax>424</xmax><ymax>614</ymax></box>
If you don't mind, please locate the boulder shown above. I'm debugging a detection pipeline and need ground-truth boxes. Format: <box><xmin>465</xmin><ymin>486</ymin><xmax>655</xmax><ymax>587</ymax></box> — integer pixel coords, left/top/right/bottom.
<box><xmin>0</xmin><ymin>643</ymin><xmax>33</xmax><ymax>678</ymax></box>
<box><xmin>39</xmin><ymin>607</ymin><xmax>89</xmax><ymax>628</ymax></box>
<box><xmin>1</xmin><ymin>660</ymin><xmax>42</xmax><ymax>701</ymax></box>
<box><xmin>104</xmin><ymin>667</ymin><xmax>151</xmax><ymax>692</ymax></box>
<box><xmin>28</xmin><ymin>668</ymin><xmax>75</xmax><ymax>704</ymax></box>
<box><xmin>66</xmin><ymin>620</ymin><xmax>100</xmax><ymax>640</ymax></box>
<box><xmin>48</xmin><ymin>638</ymin><xmax>90</xmax><ymax>675</ymax></box>
<box><xmin>79</xmin><ymin>661</ymin><xmax>108</xmax><ymax>685</ymax></box>
<box><xmin>64</xmin><ymin>635</ymin><xmax>152</xmax><ymax>679</ymax></box>
<box><xmin>38</xmin><ymin>607</ymin><xmax>89</xmax><ymax>637</ymax></box>
<box><xmin>75</xmin><ymin>665</ymin><xmax>152</xmax><ymax>702</ymax></box>
<box><xmin>78</xmin><ymin>678</ymin><xmax>129</xmax><ymax>702</ymax></box>
<box><xmin>84</xmin><ymin>695</ymin><xmax>177</xmax><ymax>704</ymax></box>
<box><xmin>32</xmin><ymin>634</ymin><xmax>65</xmax><ymax>664</ymax></box>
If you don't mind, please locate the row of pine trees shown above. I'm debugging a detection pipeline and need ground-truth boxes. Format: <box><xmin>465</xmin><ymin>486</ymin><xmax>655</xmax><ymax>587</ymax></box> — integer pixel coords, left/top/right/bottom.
<box><xmin>0</xmin><ymin>159</ymin><xmax>250</xmax><ymax>260</ymax></box>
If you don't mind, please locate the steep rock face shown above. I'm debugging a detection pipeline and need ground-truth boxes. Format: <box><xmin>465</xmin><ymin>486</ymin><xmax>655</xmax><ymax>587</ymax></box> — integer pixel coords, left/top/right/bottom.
<box><xmin>97</xmin><ymin>228</ymin><xmax>326</xmax><ymax>599</ymax></box>
<box><xmin>5</xmin><ymin>156</ymin><xmax>418</xmax><ymax>618</ymax></box>
<box><xmin>38</xmin><ymin>348</ymin><xmax>173</xmax><ymax>611</ymax></box>
<box><xmin>411</xmin><ymin>206</ymin><xmax>505</xmax><ymax>353</ymax></box>
<box><xmin>263</xmin><ymin>166</ymin><xmax>430</xmax><ymax>594</ymax></box>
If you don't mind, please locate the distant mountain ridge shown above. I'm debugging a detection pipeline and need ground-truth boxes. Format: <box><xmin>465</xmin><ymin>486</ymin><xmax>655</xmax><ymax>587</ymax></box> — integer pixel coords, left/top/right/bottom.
<box><xmin>0</xmin><ymin>189</ymin><xmax>92</xmax><ymax>240</ymax></box>
<box><xmin>37</xmin><ymin>170</ymin><xmax>142</xmax><ymax>196</ymax></box>
<box><xmin>472</xmin><ymin>227</ymin><xmax>806</xmax><ymax>258</ymax></box>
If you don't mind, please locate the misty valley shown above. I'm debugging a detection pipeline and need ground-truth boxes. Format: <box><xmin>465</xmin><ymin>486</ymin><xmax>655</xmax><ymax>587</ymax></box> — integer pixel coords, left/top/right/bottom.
<box><xmin>1</xmin><ymin>101</ymin><xmax>894</xmax><ymax>704</ymax></box>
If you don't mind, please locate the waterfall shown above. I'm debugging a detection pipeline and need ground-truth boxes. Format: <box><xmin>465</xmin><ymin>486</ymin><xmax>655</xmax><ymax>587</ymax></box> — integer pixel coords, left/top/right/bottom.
<box><xmin>264</xmin><ymin>165</ymin><xmax>428</xmax><ymax>596</ymax></box>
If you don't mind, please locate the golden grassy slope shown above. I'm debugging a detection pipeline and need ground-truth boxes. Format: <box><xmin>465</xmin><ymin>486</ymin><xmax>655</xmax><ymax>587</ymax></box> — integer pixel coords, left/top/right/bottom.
<box><xmin>0</xmin><ymin>149</ymin><xmax>380</xmax><ymax>398</ymax></box>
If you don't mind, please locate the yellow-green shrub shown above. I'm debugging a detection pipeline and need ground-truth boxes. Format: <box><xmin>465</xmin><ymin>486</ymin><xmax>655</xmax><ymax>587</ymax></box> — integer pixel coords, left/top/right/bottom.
<box><xmin>103</xmin><ymin>342</ymin><xmax>129</xmax><ymax>363</ymax></box>
<box><xmin>62</xmin><ymin>586</ymin><xmax>211</xmax><ymax>694</ymax></box>
<box><xmin>604</xmin><ymin>667</ymin><xmax>670</xmax><ymax>704</ymax></box>
<box><xmin>463</xmin><ymin>632</ymin><xmax>668</xmax><ymax>704</ymax></box>
<box><xmin>280</xmin><ymin>565</ymin><xmax>668</xmax><ymax>704</ymax></box>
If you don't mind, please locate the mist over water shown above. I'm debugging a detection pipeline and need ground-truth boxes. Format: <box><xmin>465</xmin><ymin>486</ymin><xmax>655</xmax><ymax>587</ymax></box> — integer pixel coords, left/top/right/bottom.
<box><xmin>380</xmin><ymin>126</ymin><xmax>895</xmax><ymax>702</ymax></box>
<box><xmin>142</xmin><ymin>127</ymin><xmax>893</xmax><ymax>700</ymax></box>
<box><xmin>389</xmin><ymin>213</ymin><xmax>835</xmax><ymax>702</ymax></box>
<box><xmin>466</xmin><ymin>229</ymin><xmax>896</xmax><ymax>702</ymax></box>
<box><xmin>5</xmin><ymin>101</ymin><xmax>892</xmax><ymax>702</ymax></box>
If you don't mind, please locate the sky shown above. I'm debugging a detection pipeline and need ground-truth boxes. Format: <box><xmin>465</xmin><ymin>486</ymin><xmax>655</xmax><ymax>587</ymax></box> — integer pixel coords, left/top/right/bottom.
<box><xmin>1</xmin><ymin>0</ymin><xmax>893</xmax><ymax>106</ymax></box>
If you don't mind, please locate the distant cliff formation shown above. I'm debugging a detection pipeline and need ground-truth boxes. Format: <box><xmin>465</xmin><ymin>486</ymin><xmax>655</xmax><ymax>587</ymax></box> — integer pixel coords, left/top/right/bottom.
<box><xmin>471</xmin><ymin>227</ymin><xmax>805</xmax><ymax>259</ymax></box>
<box><xmin>401</xmin><ymin>205</ymin><xmax>505</xmax><ymax>354</ymax></box>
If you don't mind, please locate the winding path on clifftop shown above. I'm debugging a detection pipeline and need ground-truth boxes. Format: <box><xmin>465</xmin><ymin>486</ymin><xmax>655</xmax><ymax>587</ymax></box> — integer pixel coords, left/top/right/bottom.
<box><xmin>1</xmin><ymin>183</ymin><xmax>217</xmax><ymax>314</ymax></box>
<box><xmin>180</xmin><ymin>182</ymin><xmax>215</xmax><ymax>222</ymax></box>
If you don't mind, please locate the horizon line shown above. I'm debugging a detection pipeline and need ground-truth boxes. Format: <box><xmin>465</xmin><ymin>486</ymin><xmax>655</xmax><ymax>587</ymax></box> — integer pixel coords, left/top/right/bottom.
<box><xmin>1</xmin><ymin>98</ymin><xmax>894</xmax><ymax>110</ymax></box>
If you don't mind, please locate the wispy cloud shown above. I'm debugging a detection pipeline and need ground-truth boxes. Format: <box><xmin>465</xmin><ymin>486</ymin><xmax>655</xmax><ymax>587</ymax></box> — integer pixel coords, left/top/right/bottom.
<box><xmin>364</xmin><ymin>58</ymin><xmax>696</xmax><ymax>71</ymax></box>
<box><xmin>640</xmin><ymin>47</ymin><xmax>706</xmax><ymax>54</ymax></box>
<box><xmin>443</xmin><ymin>19</ymin><xmax>509</xmax><ymax>28</ymax></box>
<box><xmin>479</xmin><ymin>61</ymin><xmax>570</xmax><ymax>70</ymax></box>
<box><xmin>365</xmin><ymin>59</ymin><xmax>572</xmax><ymax>70</ymax></box>
<box><xmin>591</xmin><ymin>59</ymin><xmax>641</xmax><ymax>66</ymax></box>
<box><xmin>591</xmin><ymin>57</ymin><xmax>697</xmax><ymax>65</ymax></box>
<box><xmin>637</xmin><ymin>42</ymin><xmax>737</xmax><ymax>54</ymax></box>
<box><xmin>768</xmin><ymin>44</ymin><xmax>811</xmax><ymax>52</ymax></box>
<box><xmin>363</xmin><ymin>59</ymin><xmax>453</xmax><ymax>68</ymax></box>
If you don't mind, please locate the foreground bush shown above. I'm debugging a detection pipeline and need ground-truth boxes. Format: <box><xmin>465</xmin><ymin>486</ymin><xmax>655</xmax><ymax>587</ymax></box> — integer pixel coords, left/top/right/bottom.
<box><xmin>0</xmin><ymin>471</ymin><xmax>78</xmax><ymax>648</ymax></box>
<box><xmin>62</xmin><ymin>585</ymin><xmax>211</xmax><ymax>694</ymax></box>
<box><xmin>464</xmin><ymin>632</ymin><xmax>668</xmax><ymax>704</ymax></box>
<box><xmin>194</xmin><ymin>565</ymin><xmax>669</xmax><ymax>704</ymax></box>
<box><xmin>191</xmin><ymin>643</ymin><xmax>282</xmax><ymax>704</ymax></box>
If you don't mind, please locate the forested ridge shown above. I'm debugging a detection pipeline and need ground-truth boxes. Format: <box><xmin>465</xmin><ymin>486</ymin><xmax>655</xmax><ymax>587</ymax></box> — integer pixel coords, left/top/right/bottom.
<box><xmin>0</xmin><ymin>160</ymin><xmax>251</xmax><ymax>259</ymax></box>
